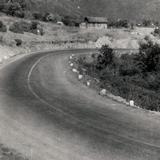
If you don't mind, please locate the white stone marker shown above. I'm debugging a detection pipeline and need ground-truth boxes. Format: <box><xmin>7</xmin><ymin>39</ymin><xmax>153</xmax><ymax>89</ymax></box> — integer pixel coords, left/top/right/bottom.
<box><xmin>70</xmin><ymin>63</ymin><xmax>74</xmax><ymax>67</ymax></box>
<box><xmin>86</xmin><ymin>81</ymin><xmax>91</xmax><ymax>87</ymax></box>
<box><xmin>129</xmin><ymin>100</ymin><xmax>134</xmax><ymax>107</ymax></box>
<box><xmin>100</xmin><ymin>89</ymin><xmax>107</xmax><ymax>96</ymax></box>
<box><xmin>78</xmin><ymin>74</ymin><xmax>83</xmax><ymax>80</ymax></box>
<box><xmin>69</xmin><ymin>56</ymin><xmax>72</xmax><ymax>60</ymax></box>
<box><xmin>72</xmin><ymin>68</ymin><xmax>78</xmax><ymax>73</ymax></box>
<box><xmin>3</xmin><ymin>56</ymin><xmax>8</xmax><ymax>60</ymax></box>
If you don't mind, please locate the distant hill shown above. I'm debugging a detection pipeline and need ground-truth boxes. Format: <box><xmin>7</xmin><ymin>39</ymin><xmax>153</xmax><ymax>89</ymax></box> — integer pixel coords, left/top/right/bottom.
<box><xmin>3</xmin><ymin>0</ymin><xmax>160</xmax><ymax>21</ymax></box>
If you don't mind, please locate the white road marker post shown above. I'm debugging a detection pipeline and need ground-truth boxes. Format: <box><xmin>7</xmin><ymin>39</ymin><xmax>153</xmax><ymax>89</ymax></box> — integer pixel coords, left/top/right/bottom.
<box><xmin>86</xmin><ymin>81</ymin><xmax>91</xmax><ymax>87</ymax></box>
<box><xmin>129</xmin><ymin>100</ymin><xmax>134</xmax><ymax>107</ymax></box>
<box><xmin>70</xmin><ymin>63</ymin><xmax>74</xmax><ymax>67</ymax></box>
<box><xmin>72</xmin><ymin>68</ymin><xmax>78</xmax><ymax>73</ymax></box>
<box><xmin>69</xmin><ymin>56</ymin><xmax>73</xmax><ymax>60</ymax></box>
<box><xmin>78</xmin><ymin>74</ymin><xmax>83</xmax><ymax>80</ymax></box>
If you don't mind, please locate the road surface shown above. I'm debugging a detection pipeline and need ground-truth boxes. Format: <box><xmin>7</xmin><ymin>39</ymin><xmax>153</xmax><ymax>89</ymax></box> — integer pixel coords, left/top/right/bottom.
<box><xmin>0</xmin><ymin>49</ymin><xmax>160</xmax><ymax>160</ymax></box>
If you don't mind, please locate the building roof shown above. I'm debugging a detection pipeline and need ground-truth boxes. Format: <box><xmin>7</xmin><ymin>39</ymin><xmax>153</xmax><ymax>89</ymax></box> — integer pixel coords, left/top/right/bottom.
<box><xmin>84</xmin><ymin>16</ymin><xmax>108</xmax><ymax>23</ymax></box>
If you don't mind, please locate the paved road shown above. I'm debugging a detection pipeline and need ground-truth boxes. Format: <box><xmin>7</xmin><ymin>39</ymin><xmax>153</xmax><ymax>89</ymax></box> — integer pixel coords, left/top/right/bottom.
<box><xmin>0</xmin><ymin>49</ymin><xmax>160</xmax><ymax>160</ymax></box>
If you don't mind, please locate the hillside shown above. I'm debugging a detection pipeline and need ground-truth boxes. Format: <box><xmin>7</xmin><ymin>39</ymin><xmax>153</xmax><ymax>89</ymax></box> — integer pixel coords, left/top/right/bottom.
<box><xmin>24</xmin><ymin>0</ymin><xmax>160</xmax><ymax>21</ymax></box>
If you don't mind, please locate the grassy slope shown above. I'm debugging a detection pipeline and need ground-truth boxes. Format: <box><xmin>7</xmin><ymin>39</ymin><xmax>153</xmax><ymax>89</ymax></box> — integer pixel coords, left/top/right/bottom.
<box><xmin>25</xmin><ymin>0</ymin><xmax>160</xmax><ymax>21</ymax></box>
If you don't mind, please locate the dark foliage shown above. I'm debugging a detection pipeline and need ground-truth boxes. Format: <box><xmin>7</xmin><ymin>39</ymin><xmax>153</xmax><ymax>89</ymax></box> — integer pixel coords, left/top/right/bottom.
<box><xmin>142</xmin><ymin>19</ymin><xmax>152</xmax><ymax>27</ymax></box>
<box><xmin>9</xmin><ymin>20</ymin><xmax>44</xmax><ymax>35</ymax></box>
<box><xmin>96</xmin><ymin>45</ymin><xmax>114</xmax><ymax>70</ymax></box>
<box><xmin>62</xmin><ymin>16</ymin><xmax>82</xmax><ymax>26</ymax></box>
<box><xmin>0</xmin><ymin>21</ymin><xmax>7</xmax><ymax>32</ymax></box>
<box><xmin>1</xmin><ymin>0</ymin><xmax>26</xmax><ymax>18</ymax></box>
<box><xmin>14</xmin><ymin>38</ymin><xmax>22</xmax><ymax>46</ymax></box>
<box><xmin>32</xmin><ymin>12</ymin><xmax>43</xmax><ymax>20</ymax></box>
<box><xmin>134</xmin><ymin>39</ymin><xmax>160</xmax><ymax>72</ymax></box>
<box><xmin>77</xmin><ymin>39</ymin><xmax>160</xmax><ymax>111</ymax></box>
<box><xmin>108</xmin><ymin>19</ymin><xmax>129</xmax><ymax>28</ymax></box>
<box><xmin>9</xmin><ymin>21</ymin><xmax>24</xmax><ymax>34</ymax></box>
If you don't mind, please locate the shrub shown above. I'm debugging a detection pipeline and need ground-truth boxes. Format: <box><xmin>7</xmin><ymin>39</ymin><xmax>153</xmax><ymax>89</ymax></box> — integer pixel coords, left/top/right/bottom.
<box><xmin>14</xmin><ymin>39</ymin><xmax>22</xmax><ymax>46</ymax></box>
<box><xmin>142</xmin><ymin>19</ymin><xmax>152</xmax><ymax>27</ymax></box>
<box><xmin>30</xmin><ymin>21</ymin><xmax>38</xmax><ymax>30</ymax></box>
<box><xmin>30</xmin><ymin>21</ymin><xmax>44</xmax><ymax>35</ymax></box>
<box><xmin>3</xmin><ymin>2</ymin><xmax>21</xmax><ymax>16</ymax></box>
<box><xmin>2</xmin><ymin>0</ymin><xmax>27</xmax><ymax>17</ymax></box>
<box><xmin>62</xmin><ymin>16</ymin><xmax>82</xmax><ymax>26</ymax></box>
<box><xmin>9</xmin><ymin>22</ymin><xmax>24</xmax><ymax>34</ymax></box>
<box><xmin>108</xmin><ymin>19</ymin><xmax>129</xmax><ymax>28</ymax></box>
<box><xmin>9</xmin><ymin>20</ymin><xmax>44</xmax><ymax>35</ymax></box>
<box><xmin>96</xmin><ymin>45</ymin><xmax>114</xmax><ymax>70</ymax></box>
<box><xmin>32</xmin><ymin>12</ymin><xmax>43</xmax><ymax>20</ymax></box>
<box><xmin>0</xmin><ymin>3</ymin><xmax>4</xmax><ymax>11</ymax></box>
<box><xmin>0</xmin><ymin>21</ymin><xmax>7</xmax><ymax>32</ymax></box>
<box><xmin>14</xmin><ymin>10</ymin><xmax>25</xmax><ymax>18</ymax></box>
<box><xmin>134</xmin><ymin>38</ymin><xmax>160</xmax><ymax>72</ymax></box>
<box><xmin>76</xmin><ymin>38</ymin><xmax>160</xmax><ymax>111</ymax></box>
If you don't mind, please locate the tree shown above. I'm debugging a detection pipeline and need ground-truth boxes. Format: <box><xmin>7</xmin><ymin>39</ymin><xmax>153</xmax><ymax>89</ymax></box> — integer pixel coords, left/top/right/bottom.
<box><xmin>142</xmin><ymin>19</ymin><xmax>151</xmax><ymax>27</ymax></box>
<box><xmin>96</xmin><ymin>45</ymin><xmax>114</xmax><ymax>70</ymax></box>
<box><xmin>134</xmin><ymin>38</ymin><xmax>160</xmax><ymax>72</ymax></box>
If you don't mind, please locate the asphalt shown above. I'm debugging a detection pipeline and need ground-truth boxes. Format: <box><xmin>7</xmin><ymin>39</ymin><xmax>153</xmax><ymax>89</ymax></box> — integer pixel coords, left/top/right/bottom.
<box><xmin>0</xmin><ymin>49</ymin><xmax>160</xmax><ymax>160</ymax></box>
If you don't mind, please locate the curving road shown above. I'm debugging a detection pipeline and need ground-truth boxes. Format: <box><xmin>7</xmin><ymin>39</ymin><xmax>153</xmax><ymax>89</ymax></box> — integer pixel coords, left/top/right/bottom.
<box><xmin>0</xmin><ymin>49</ymin><xmax>160</xmax><ymax>160</ymax></box>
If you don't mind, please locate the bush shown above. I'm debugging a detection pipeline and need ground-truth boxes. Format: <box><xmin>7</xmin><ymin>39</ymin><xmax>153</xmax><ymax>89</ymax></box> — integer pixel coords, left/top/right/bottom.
<box><xmin>96</xmin><ymin>45</ymin><xmax>114</xmax><ymax>70</ymax></box>
<box><xmin>9</xmin><ymin>22</ymin><xmax>24</xmax><ymax>34</ymax></box>
<box><xmin>0</xmin><ymin>21</ymin><xmax>7</xmax><ymax>32</ymax></box>
<box><xmin>14</xmin><ymin>39</ymin><xmax>22</xmax><ymax>46</ymax></box>
<box><xmin>0</xmin><ymin>3</ymin><xmax>4</xmax><ymax>11</ymax></box>
<box><xmin>76</xmin><ymin>40</ymin><xmax>160</xmax><ymax>111</ymax></box>
<box><xmin>108</xmin><ymin>19</ymin><xmax>129</xmax><ymax>28</ymax></box>
<box><xmin>32</xmin><ymin>12</ymin><xmax>43</xmax><ymax>20</ymax></box>
<box><xmin>134</xmin><ymin>38</ymin><xmax>160</xmax><ymax>72</ymax></box>
<box><xmin>3</xmin><ymin>2</ymin><xmax>21</xmax><ymax>16</ymax></box>
<box><xmin>142</xmin><ymin>19</ymin><xmax>152</xmax><ymax>27</ymax></box>
<box><xmin>2</xmin><ymin>0</ymin><xmax>27</xmax><ymax>17</ymax></box>
<box><xmin>14</xmin><ymin>10</ymin><xmax>25</xmax><ymax>18</ymax></box>
<box><xmin>30</xmin><ymin>21</ymin><xmax>38</xmax><ymax>30</ymax></box>
<box><xmin>30</xmin><ymin>21</ymin><xmax>44</xmax><ymax>35</ymax></box>
<box><xmin>62</xmin><ymin>16</ymin><xmax>82</xmax><ymax>26</ymax></box>
<box><xmin>9</xmin><ymin>20</ymin><xmax>44</xmax><ymax>35</ymax></box>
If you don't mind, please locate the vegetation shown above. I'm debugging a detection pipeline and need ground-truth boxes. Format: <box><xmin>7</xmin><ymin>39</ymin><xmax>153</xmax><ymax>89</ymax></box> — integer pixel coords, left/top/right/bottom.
<box><xmin>108</xmin><ymin>19</ymin><xmax>129</xmax><ymax>28</ymax></box>
<box><xmin>1</xmin><ymin>0</ymin><xmax>26</xmax><ymax>18</ymax></box>
<box><xmin>77</xmin><ymin>39</ymin><xmax>160</xmax><ymax>111</ymax></box>
<box><xmin>9</xmin><ymin>20</ymin><xmax>44</xmax><ymax>35</ymax></box>
<box><xmin>0</xmin><ymin>21</ymin><xmax>7</xmax><ymax>32</ymax></box>
<box><xmin>14</xmin><ymin>38</ymin><xmax>22</xmax><ymax>46</ymax></box>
